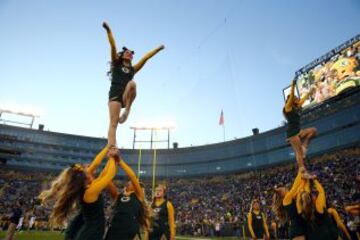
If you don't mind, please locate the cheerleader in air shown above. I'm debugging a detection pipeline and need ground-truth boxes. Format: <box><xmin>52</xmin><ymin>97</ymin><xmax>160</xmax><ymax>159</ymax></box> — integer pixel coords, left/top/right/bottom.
<box><xmin>247</xmin><ymin>198</ymin><xmax>270</xmax><ymax>240</ymax></box>
<box><xmin>39</xmin><ymin>146</ymin><xmax>118</xmax><ymax>240</ymax></box>
<box><xmin>105</xmin><ymin>158</ymin><xmax>151</xmax><ymax>240</ymax></box>
<box><xmin>103</xmin><ymin>22</ymin><xmax>165</xmax><ymax>146</ymax></box>
<box><xmin>148</xmin><ymin>184</ymin><xmax>176</xmax><ymax>240</ymax></box>
<box><xmin>283</xmin><ymin>80</ymin><xmax>317</xmax><ymax>169</ymax></box>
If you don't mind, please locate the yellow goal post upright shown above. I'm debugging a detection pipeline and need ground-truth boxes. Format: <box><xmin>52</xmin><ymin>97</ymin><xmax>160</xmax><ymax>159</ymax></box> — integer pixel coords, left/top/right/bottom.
<box><xmin>130</xmin><ymin>124</ymin><xmax>174</xmax><ymax>198</ymax></box>
<box><xmin>137</xmin><ymin>148</ymin><xmax>142</xmax><ymax>179</ymax></box>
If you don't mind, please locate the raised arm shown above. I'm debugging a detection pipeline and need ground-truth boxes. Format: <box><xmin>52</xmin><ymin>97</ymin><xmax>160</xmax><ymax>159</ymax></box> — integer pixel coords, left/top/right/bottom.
<box><xmin>296</xmin><ymin>180</ymin><xmax>308</xmax><ymax>214</ymax></box>
<box><xmin>283</xmin><ymin>170</ymin><xmax>303</xmax><ymax>206</ymax></box>
<box><xmin>167</xmin><ymin>201</ymin><xmax>176</xmax><ymax>240</ymax></box>
<box><xmin>103</xmin><ymin>22</ymin><xmax>117</xmax><ymax>62</ymax></box>
<box><xmin>92</xmin><ymin>158</ymin><xmax>119</xmax><ymax>200</ymax></box>
<box><xmin>328</xmin><ymin>208</ymin><xmax>351</xmax><ymax>240</ymax></box>
<box><xmin>284</xmin><ymin>80</ymin><xmax>296</xmax><ymax>112</ymax></box>
<box><xmin>133</xmin><ymin>45</ymin><xmax>165</xmax><ymax>73</ymax></box>
<box><xmin>118</xmin><ymin>159</ymin><xmax>144</xmax><ymax>201</ymax></box>
<box><xmin>304</xmin><ymin>178</ymin><xmax>311</xmax><ymax>193</ymax></box>
<box><xmin>88</xmin><ymin>146</ymin><xmax>109</xmax><ymax>175</ymax></box>
<box><xmin>313</xmin><ymin>179</ymin><xmax>326</xmax><ymax>213</ymax></box>
<box><xmin>84</xmin><ymin>158</ymin><xmax>117</xmax><ymax>203</ymax></box>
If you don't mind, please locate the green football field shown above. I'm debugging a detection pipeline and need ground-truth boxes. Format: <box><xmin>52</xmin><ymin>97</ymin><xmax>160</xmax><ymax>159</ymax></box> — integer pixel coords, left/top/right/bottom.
<box><xmin>0</xmin><ymin>231</ymin><xmax>240</xmax><ymax>240</ymax></box>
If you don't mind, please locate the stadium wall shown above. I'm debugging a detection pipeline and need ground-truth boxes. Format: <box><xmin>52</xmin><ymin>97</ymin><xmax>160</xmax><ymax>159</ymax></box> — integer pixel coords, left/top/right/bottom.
<box><xmin>1</xmin><ymin>88</ymin><xmax>360</xmax><ymax>177</ymax></box>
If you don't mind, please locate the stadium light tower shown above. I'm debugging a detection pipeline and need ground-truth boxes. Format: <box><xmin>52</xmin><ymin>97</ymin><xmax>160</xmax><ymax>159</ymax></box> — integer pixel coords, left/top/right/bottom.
<box><xmin>130</xmin><ymin>120</ymin><xmax>175</xmax><ymax>149</ymax></box>
<box><xmin>0</xmin><ymin>105</ymin><xmax>40</xmax><ymax>129</ymax></box>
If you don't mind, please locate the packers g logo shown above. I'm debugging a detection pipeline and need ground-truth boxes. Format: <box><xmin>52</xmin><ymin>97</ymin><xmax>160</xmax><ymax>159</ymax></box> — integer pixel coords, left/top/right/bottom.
<box><xmin>153</xmin><ymin>207</ymin><xmax>161</xmax><ymax>219</ymax></box>
<box><xmin>122</xmin><ymin>67</ymin><xmax>130</xmax><ymax>74</ymax></box>
<box><xmin>153</xmin><ymin>208</ymin><xmax>161</xmax><ymax>213</ymax></box>
<box><xmin>120</xmin><ymin>196</ymin><xmax>131</xmax><ymax>202</ymax></box>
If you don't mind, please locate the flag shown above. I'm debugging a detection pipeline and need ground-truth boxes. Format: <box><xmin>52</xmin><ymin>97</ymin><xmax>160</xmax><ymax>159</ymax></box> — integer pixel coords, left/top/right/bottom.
<box><xmin>219</xmin><ymin>110</ymin><xmax>224</xmax><ymax>125</ymax></box>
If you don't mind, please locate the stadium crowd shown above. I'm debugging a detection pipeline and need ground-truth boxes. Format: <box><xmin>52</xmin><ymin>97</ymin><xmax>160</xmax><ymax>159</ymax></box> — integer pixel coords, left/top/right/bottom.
<box><xmin>0</xmin><ymin>147</ymin><xmax>359</xmax><ymax>238</ymax></box>
<box><xmin>170</xmin><ymin>147</ymin><xmax>360</xmax><ymax>238</ymax></box>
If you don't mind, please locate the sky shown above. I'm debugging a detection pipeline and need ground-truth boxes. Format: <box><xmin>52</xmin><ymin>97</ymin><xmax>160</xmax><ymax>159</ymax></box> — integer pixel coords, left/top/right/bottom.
<box><xmin>0</xmin><ymin>0</ymin><xmax>359</xmax><ymax>149</ymax></box>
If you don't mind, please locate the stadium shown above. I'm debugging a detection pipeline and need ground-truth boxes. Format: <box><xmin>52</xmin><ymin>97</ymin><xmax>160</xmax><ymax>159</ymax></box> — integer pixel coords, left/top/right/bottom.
<box><xmin>1</xmin><ymin>2</ymin><xmax>360</xmax><ymax>240</ymax></box>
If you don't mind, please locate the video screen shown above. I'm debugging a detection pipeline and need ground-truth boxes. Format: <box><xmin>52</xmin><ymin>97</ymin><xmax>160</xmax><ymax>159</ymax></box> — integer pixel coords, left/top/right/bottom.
<box><xmin>294</xmin><ymin>36</ymin><xmax>360</xmax><ymax>108</ymax></box>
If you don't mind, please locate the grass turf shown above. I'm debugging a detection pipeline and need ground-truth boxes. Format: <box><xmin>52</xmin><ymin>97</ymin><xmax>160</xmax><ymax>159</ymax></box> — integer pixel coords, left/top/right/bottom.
<box><xmin>0</xmin><ymin>231</ymin><xmax>63</xmax><ymax>240</ymax></box>
<box><xmin>0</xmin><ymin>231</ymin><xmax>240</xmax><ymax>240</ymax></box>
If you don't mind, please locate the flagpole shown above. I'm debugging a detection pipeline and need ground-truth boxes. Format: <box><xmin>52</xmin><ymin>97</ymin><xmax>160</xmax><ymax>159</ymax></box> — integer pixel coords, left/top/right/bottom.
<box><xmin>219</xmin><ymin>110</ymin><xmax>225</xmax><ymax>142</ymax></box>
<box><xmin>223</xmin><ymin>124</ymin><xmax>225</xmax><ymax>142</ymax></box>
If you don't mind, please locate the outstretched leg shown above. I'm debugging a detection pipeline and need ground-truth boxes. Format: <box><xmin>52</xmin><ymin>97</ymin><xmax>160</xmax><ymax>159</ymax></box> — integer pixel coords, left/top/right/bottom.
<box><xmin>108</xmin><ymin>101</ymin><xmax>122</xmax><ymax>146</ymax></box>
<box><xmin>119</xmin><ymin>80</ymin><xmax>137</xmax><ymax>124</ymax></box>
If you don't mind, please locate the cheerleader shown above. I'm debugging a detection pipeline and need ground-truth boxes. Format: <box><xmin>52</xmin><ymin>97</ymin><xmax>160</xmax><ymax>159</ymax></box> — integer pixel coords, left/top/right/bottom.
<box><xmin>64</xmin><ymin>146</ymin><xmax>117</xmax><ymax>240</ymax></box>
<box><xmin>40</xmin><ymin>146</ymin><xmax>118</xmax><ymax>240</ymax></box>
<box><xmin>272</xmin><ymin>167</ymin><xmax>308</xmax><ymax>240</ymax></box>
<box><xmin>148</xmin><ymin>184</ymin><xmax>176</xmax><ymax>240</ymax></box>
<box><xmin>283</xmin><ymin>80</ymin><xmax>317</xmax><ymax>169</ymax></box>
<box><xmin>105</xmin><ymin>158</ymin><xmax>151</xmax><ymax>240</ymax></box>
<box><xmin>298</xmin><ymin>177</ymin><xmax>338</xmax><ymax>240</ymax></box>
<box><xmin>247</xmin><ymin>199</ymin><xmax>270</xmax><ymax>240</ymax></box>
<box><xmin>103</xmin><ymin>22</ymin><xmax>165</xmax><ymax>146</ymax></box>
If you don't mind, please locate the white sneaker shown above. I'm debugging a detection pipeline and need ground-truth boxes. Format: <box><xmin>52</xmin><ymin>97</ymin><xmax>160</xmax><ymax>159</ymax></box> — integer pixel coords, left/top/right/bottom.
<box><xmin>118</xmin><ymin>110</ymin><xmax>129</xmax><ymax>124</ymax></box>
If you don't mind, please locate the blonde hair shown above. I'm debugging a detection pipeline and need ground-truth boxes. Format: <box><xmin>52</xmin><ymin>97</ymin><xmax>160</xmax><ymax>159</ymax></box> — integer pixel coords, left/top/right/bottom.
<box><xmin>154</xmin><ymin>183</ymin><xmax>168</xmax><ymax>199</ymax></box>
<box><xmin>299</xmin><ymin>191</ymin><xmax>316</xmax><ymax>227</ymax></box>
<box><xmin>139</xmin><ymin>198</ymin><xmax>153</xmax><ymax>232</ymax></box>
<box><xmin>39</xmin><ymin>166</ymin><xmax>86</xmax><ymax>227</ymax></box>
<box><xmin>148</xmin><ymin>183</ymin><xmax>169</xmax><ymax>232</ymax></box>
<box><xmin>272</xmin><ymin>192</ymin><xmax>286</xmax><ymax>223</ymax></box>
<box><xmin>250</xmin><ymin>199</ymin><xmax>260</xmax><ymax>212</ymax></box>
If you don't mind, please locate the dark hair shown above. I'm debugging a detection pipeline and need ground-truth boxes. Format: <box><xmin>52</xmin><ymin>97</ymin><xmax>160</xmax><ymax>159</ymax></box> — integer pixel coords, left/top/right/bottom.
<box><xmin>121</xmin><ymin>46</ymin><xmax>135</xmax><ymax>55</ymax></box>
<box><xmin>107</xmin><ymin>46</ymin><xmax>134</xmax><ymax>77</ymax></box>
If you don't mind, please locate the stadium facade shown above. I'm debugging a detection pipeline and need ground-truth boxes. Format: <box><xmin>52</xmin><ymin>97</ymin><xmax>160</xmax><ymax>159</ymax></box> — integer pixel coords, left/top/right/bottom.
<box><xmin>1</xmin><ymin>87</ymin><xmax>359</xmax><ymax>177</ymax></box>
